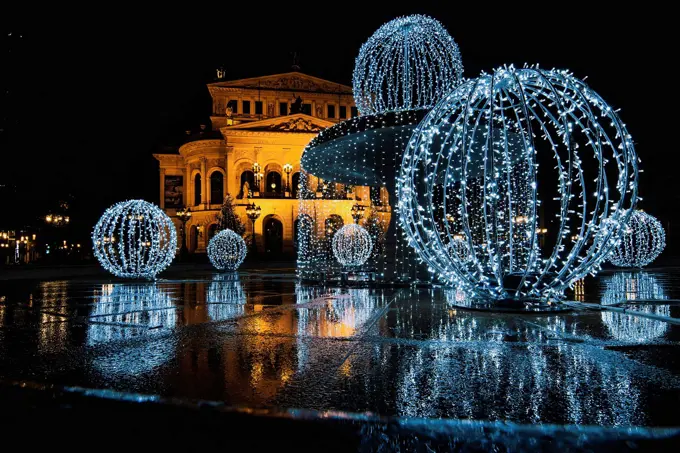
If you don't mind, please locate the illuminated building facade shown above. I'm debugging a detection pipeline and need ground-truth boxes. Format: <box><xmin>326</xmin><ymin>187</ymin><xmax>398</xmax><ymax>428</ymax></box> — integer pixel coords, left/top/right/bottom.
<box><xmin>154</xmin><ymin>71</ymin><xmax>376</xmax><ymax>254</ymax></box>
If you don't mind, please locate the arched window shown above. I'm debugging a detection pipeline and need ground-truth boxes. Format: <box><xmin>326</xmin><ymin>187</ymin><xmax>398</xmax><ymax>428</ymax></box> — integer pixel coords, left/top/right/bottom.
<box><xmin>291</xmin><ymin>172</ymin><xmax>300</xmax><ymax>198</ymax></box>
<box><xmin>240</xmin><ymin>171</ymin><xmax>255</xmax><ymax>198</ymax></box>
<box><xmin>194</xmin><ymin>173</ymin><xmax>202</xmax><ymax>206</ymax></box>
<box><xmin>210</xmin><ymin>172</ymin><xmax>224</xmax><ymax>205</ymax></box>
<box><xmin>266</xmin><ymin>171</ymin><xmax>282</xmax><ymax>194</ymax></box>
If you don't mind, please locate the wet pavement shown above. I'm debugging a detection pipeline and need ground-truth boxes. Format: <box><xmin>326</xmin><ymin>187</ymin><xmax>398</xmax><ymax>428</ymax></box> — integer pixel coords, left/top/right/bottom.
<box><xmin>1</xmin><ymin>266</ymin><xmax>680</xmax><ymax>448</ymax></box>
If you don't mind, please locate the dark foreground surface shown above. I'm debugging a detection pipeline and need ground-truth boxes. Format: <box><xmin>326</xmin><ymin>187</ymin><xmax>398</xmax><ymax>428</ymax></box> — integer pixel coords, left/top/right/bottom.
<box><xmin>1</xmin><ymin>265</ymin><xmax>679</xmax><ymax>450</ymax></box>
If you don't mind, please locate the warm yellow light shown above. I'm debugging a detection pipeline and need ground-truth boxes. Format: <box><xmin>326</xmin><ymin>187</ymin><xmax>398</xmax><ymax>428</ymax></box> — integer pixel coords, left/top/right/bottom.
<box><xmin>46</xmin><ymin>215</ymin><xmax>53</xmax><ymax>223</ymax></box>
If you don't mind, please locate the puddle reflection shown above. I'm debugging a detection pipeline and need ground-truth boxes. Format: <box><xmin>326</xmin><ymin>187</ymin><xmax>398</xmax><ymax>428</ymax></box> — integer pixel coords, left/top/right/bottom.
<box><xmin>600</xmin><ymin>272</ymin><xmax>670</xmax><ymax>342</ymax></box>
<box><xmin>88</xmin><ymin>283</ymin><xmax>177</xmax><ymax>345</ymax></box>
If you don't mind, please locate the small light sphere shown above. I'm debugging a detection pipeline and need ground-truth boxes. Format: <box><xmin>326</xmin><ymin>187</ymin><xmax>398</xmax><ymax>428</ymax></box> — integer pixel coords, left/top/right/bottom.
<box><xmin>332</xmin><ymin>224</ymin><xmax>373</xmax><ymax>267</ymax></box>
<box><xmin>353</xmin><ymin>14</ymin><xmax>463</xmax><ymax>115</ymax></box>
<box><xmin>609</xmin><ymin>210</ymin><xmax>665</xmax><ymax>268</ymax></box>
<box><xmin>398</xmin><ymin>66</ymin><xmax>638</xmax><ymax>300</ymax></box>
<box><xmin>208</xmin><ymin>229</ymin><xmax>247</xmax><ymax>271</ymax></box>
<box><xmin>92</xmin><ymin>200</ymin><xmax>176</xmax><ymax>279</ymax></box>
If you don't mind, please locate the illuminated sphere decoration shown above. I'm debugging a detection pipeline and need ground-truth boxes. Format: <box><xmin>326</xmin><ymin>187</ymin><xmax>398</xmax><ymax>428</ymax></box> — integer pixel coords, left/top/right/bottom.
<box><xmin>207</xmin><ymin>229</ymin><xmax>247</xmax><ymax>271</ymax></box>
<box><xmin>609</xmin><ymin>210</ymin><xmax>665</xmax><ymax>268</ymax></box>
<box><xmin>332</xmin><ymin>224</ymin><xmax>373</xmax><ymax>267</ymax></box>
<box><xmin>353</xmin><ymin>14</ymin><xmax>464</xmax><ymax>115</ymax></box>
<box><xmin>92</xmin><ymin>200</ymin><xmax>177</xmax><ymax>279</ymax></box>
<box><xmin>398</xmin><ymin>66</ymin><xmax>638</xmax><ymax>300</ymax></box>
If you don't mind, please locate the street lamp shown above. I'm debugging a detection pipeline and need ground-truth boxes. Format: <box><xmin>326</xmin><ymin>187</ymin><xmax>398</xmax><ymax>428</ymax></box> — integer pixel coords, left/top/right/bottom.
<box><xmin>283</xmin><ymin>163</ymin><xmax>293</xmax><ymax>197</ymax></box>
<box><xmin>176</xmin><ymin>206</ymin><xmax>192</xmax><ymax>259</ymax></box>
<box><xmin>45</xmin><ymin>214</ymin><xmax>70</xmax><ymax>226</ymax></box>
<box><xmin>245</xmin><ymin>202</ymin><xmax>261</xmax><ymax>253</ymax></box>
<box><xmin>351</xmin><ymin>203</ymin><xmax>366</xmax><ymax>224</ymax></box>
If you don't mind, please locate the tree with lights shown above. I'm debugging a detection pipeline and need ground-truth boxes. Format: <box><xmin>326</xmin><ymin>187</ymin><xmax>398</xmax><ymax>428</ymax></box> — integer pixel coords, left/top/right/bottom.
<box><xmin>215</xmin><ymin>194</ymin><xmax>246</xmax><ymax>237</ymax></box>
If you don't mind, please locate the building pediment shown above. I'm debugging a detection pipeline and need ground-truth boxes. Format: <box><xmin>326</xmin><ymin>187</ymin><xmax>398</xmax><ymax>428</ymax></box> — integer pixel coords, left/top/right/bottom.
<box><xmin>208</xmin><ymin>72</ymin><xmax>352</xmax><ymax>95</ymax></box>
<box><xmin>221</xmin><ymin>114</ymin><xmax>334</xmax><ymax>135</ymax></box>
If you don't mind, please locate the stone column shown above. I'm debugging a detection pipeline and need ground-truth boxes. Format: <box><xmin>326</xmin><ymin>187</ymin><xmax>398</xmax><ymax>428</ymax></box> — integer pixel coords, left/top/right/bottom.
<box><xmin>159</xmin><ymin>167</ymin><xmax>166</xmax><ymax>210</ymax></box>
<box><xmin>200</xmin><ymin>158</ymin><xmax>208</xmax><ymax>206</ymax></box>
<box><xmin>183</xmin><ymin>167</ymin><xmax>189</xmax><ymax>207</ymax></box>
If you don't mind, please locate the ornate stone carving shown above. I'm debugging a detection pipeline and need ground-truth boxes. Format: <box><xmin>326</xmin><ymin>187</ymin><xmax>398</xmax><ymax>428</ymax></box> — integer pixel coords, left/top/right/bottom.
<box><xmin>257</xmin><ymin>75</ymin><xmax>351</xmax><ymax>93</ymax></box>
<box><xmin>270</xmin><ymin>117</ymin><xmax>322</xmax><ymax>132</ymax></box>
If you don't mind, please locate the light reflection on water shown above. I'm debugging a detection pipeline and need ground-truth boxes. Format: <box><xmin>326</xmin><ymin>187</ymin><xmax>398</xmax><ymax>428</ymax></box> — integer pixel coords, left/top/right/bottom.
<box><xmin>1</xmin><ymin>272</ymin><xmax>679</xmax><ymax>426</ymax></box>
<box><xmin>207</xmin><ymin>273</ymin><xmax>246</xmax><ymax>322</ymax></box>
<box><xmin>600</xmin><ymin>272</ymin><xmax>671</xmax><ymax>342</ymax></box>
<box><xmin>87</xmin><ymin>283</ymin><xmax>178</xmax><ymax>345</ymax></box>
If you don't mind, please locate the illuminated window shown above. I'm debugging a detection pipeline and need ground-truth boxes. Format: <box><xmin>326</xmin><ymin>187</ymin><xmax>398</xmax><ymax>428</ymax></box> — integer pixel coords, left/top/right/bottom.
<box><xmin>255</xmin><ymin>101</ymin><xmax>263</xmax><ymax>115</ymax></box>
<box><xmin>327</xmin><ymin>105</ymin><xmax>336</xmax><ymax>119</ymax></box>
<box><xmin>339</xmin><ymin>106</ymin><xmax>347</xmax><ymax>119</ymax></box>
<box><xmin>242</xmin><ymin>100</ymin><xmax>251</xmax><ymax>114</ymax></box>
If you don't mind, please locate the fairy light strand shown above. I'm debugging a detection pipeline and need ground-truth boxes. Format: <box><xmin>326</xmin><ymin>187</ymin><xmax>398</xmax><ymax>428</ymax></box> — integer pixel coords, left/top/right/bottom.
<box><xmin>208</xmin><ymin>228</ymin><xmax>247</xmax><ymax>271</ymax></box>
<box><xmin>332</xmin><ymin>223</ymin><xmax>373</xmax><ymax>267</ymax></box>
<box><xmin>398</xmin><ymin>65</ymin><xmax>638</xmax><ymax>300</ymax></box>
<box><xmin>92</xmin><ymin>200</ymin><xmax>177</xmax><ymax>279</ymax></box>
<box><xmin>609</xmin><ymin>210</ymin><xmax>665</xmax><ymax>268</ymax></box>
<box><xmin>353</xmin><ymin>14</ymin><xmax>463</xmax><ymax>115</ymax></box>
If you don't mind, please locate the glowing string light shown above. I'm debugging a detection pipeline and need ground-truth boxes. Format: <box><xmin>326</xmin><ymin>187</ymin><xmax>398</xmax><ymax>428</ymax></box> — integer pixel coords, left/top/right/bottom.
<box><xmin>332</xmin><ymin>224</ymin><xmax>373</xmax><ymax>267</ymax></box>
<box><xmin>92</xmin><ymin>200</ymin><xmax>177</xmax><ymax>279</ymax></box>
<box><xmin>353</xmin><ymin>14</ymin><xmax>463</xmax><ymax>115</ymax></box>
<box><xmin>398</xmin><ymin>65</ymin><xmax>638</xmax><ymax>300</ymax></box>
<box><xmin>207</xmin><ymin>229</ymin><xmax>247</xmax><ymax>271</ymax></box>
<box><xmin>609</xmin><ymin>210</ymin><xmax>665</xmax><ymax>268</ymax></box>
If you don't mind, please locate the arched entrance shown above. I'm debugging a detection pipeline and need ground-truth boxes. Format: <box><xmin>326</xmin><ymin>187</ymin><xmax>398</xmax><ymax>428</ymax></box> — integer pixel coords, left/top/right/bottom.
<box><xmin>189</xmin><ymin>225</ymin><xmax>198</xmax><ymax>253</ymax></box>
<box><xmin>263</xmin><ymin>216</ymin><xmax>283</xmax><ymax>254</ymax></box>
<box><xmin>208</xmin><ymin>224</ymin><xmax>218</xmax><ymax>242</ymax></box>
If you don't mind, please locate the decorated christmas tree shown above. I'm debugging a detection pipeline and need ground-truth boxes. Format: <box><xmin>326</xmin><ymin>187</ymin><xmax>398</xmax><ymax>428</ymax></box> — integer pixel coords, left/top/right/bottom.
<box><xmin>216</xmin><ymin>194</ymin><xmax>246</xmax><ymax>236</ymax></box>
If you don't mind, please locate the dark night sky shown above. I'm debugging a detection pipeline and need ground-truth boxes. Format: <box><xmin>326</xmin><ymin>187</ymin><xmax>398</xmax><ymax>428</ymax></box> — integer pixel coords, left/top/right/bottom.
<box><xmin>1</xmin><ymin>5</ymin><xmax>677</xmax><ymax>246</ymax></box>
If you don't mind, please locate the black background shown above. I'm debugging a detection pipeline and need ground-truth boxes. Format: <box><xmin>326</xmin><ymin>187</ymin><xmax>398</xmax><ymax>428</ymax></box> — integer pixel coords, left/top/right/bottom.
<box><xmin>1</xmin><ymin>5</ymin><xmax>677</xmax><ymax>250</ymax></box>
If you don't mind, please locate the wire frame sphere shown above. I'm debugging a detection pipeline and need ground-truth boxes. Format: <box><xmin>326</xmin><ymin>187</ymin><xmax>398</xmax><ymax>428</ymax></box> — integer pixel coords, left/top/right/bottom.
<box><xmin>398</xmin><ymin>66</ymin><xmax>638</xmax><ymax>300</ymax></box>
<box><xmin>609</xmin><ymin>210</ymin><xmax>665</xmax><ymax>267</ymax></box>
<box><xmin>208</xmin><ymin>229</ymin><xmax>247</xmax><ymax>271</ymax></box>
<box><xmin>332</xmin><ymin>224</ymin><xmax>373</xmax><ymax>267</ymax></box>
<box><xmin>353</xmin><ymin>14</ymin><xmax>464</xmax><ymax>115</ymax></box>
<box><xmin>92</xmin><ymin>200</ymin><xmax>177</xmax><ymax>279</ymax></box>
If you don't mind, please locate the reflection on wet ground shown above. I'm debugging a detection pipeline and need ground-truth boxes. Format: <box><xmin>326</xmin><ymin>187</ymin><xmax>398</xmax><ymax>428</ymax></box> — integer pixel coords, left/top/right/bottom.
<box><xmin>1</xmin><ymin>268</ymin><xmax>680</xmax><ymax>428</ymax></box>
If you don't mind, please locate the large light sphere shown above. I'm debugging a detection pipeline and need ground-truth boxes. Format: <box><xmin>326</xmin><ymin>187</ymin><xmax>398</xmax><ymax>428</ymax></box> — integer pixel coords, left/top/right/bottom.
<box><xmin>398</xmin><ymin>66</ymin><xmax>638</xmax><ymax>300</ymax></box>
<box><xmin>92</xmin><ymin>200</ymin><xmax>177</xmax><ymax>279</ymax></box>
<box><xmin>352</xmin><ymin>14</ymin><xmax>464</xmax><ymax>115</ymax></box>
<box><xmin>208</xmin><ymin>229</ymin><xmax>247</xmax><ymax>271</ymax></box>
<box><xmin>609</xmin><ymin>210</ymin><xmax>665</xmax><ymax>268</ymax></box>
<box><xmin>332</xmin><ymin>224</ymin><xmax>373</xmax><ymax>267</ymax></box>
